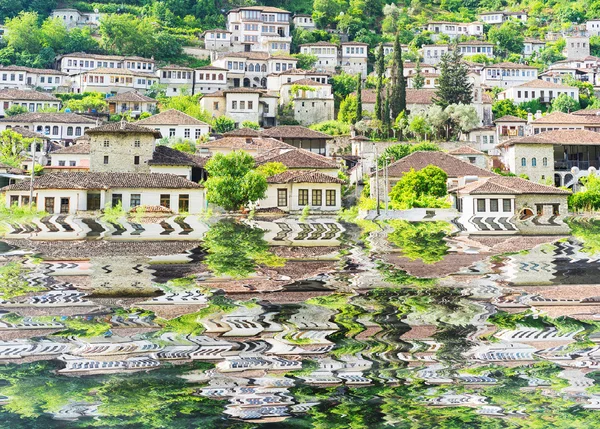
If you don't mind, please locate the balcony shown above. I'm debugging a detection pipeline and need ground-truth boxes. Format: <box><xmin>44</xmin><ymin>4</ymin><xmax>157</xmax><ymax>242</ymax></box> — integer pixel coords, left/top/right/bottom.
<box><xmin>554</xmin><ymin>160</ymin><xmax>600</xmax><ymax>171</ymax></box>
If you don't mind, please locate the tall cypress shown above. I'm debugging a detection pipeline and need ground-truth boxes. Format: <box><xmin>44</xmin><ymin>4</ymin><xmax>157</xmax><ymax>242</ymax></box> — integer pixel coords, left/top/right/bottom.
<box><xmin>433</xmin><ymin>42</ymin><xmax>473</xmax><ymax>109</ymax></box>
<box><xmin>374</xmin><ymin>43</ymin><xmax>385</xmax><ymax>121</ymax></box>
<box><xmin>390</xmin><ymin>32</ymin><xmax>406</xmax><ymax>121</ymax></box>
<box><xmin>384</xmin><ymin>85</ymin><xmax>391</xmax><ymax>131</ymax></box>
<box><xmin>355</xmin><ymin>73</ymin><xmax>362</xmax><ymax>123</ymax></box>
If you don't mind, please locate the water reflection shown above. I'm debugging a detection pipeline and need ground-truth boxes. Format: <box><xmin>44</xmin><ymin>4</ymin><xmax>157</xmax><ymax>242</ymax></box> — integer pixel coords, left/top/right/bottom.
<box><xmin>3</xmin><ymin>217</ymin><xmax>600</xmax><ymax>426</ymax></box>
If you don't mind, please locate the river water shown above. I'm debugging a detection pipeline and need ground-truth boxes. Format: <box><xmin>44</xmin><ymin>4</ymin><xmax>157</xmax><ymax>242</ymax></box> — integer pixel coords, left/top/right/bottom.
<box><xmin>1</xmin><ymin>214</ymin><xmax>600</xmax><ymax>428</ymax></box>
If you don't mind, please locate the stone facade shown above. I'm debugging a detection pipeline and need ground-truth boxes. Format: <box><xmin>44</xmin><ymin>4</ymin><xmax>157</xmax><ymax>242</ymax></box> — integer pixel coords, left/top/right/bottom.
<box><xmin>508</xmin><ymin>144</ymin><xmax>554</xmax><ymax>183</ymax></box>
<box><xmin>89</xmin><ymin>131</ymin><xmax>156</xmax><ymax>173</ymax></box>
<box><xmin>513</xmin><ymin>193</ymin><xmax>570</xmax><ymax>235</ymax></box>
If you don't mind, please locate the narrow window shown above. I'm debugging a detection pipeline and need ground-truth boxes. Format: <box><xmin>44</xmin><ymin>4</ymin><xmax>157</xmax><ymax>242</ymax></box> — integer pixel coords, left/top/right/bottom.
<box><xmin>298</xmin><ymin>189</ymin><xmax>308</xmax><ymax>206</ymax></box>
<box><xmin>326</xmin><ymin>190</ymin><xmax>336</xmax><ymax>206</ymax></box>
<box><xmin>312</xmin><ymin>189</ymin><xmax>322</xmax><ymax>206</ymax></box>
<box><xmin>277</xmin><ymin>189</ymin><xmax>287</xmax><ymax>207</ymax></box>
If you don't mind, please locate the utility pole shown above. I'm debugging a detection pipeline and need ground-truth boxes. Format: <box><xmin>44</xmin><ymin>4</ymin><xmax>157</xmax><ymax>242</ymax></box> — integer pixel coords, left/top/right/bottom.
<box><xmin>384</xmin><ymin>156</ymin><xmax>389</xmax><ymax>214</ymax></box>
<box><xmin>374</xmin><ymin>143</ymin><xmax>380</xmax><ymax>216</ymax></box>
<box><xmin>29</xmin><ymin>139</ymin><xmax>36</xmax><ymax>208</ymax></box>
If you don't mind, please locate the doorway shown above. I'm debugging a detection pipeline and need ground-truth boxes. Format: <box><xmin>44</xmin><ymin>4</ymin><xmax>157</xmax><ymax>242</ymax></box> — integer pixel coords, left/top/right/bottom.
<box><xmin>60</xmin><ymin>197</ymin><xmax>70</xmax><ymax>214</ymax></box>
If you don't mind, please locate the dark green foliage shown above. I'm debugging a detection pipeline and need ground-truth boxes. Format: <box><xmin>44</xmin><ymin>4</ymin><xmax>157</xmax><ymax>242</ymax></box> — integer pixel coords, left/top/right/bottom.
<box><xmin>355</xmin><ymin>74</ymin><xmax>362</xmax><ymax>123</ymax></box>
<box><xmin>390</xmin><ymin>32</ymin><xmax>406</xmax><ymax>122</ymax></box>
<box><xmin>374</xmin><ymin>43</ymin><xmax>385</xmax><ymax>121</ymax></box>
<box><xmin>434</xmin><ymin>43</ymin><xmax>473</xmax><ymax>108</ymax></box>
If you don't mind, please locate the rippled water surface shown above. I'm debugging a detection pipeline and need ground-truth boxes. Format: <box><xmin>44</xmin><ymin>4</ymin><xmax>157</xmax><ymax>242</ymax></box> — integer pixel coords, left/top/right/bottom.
<box><xmin>2</xmin><ymin>214</ymin><xmax>600</xmax><ymax>428</ymax></box>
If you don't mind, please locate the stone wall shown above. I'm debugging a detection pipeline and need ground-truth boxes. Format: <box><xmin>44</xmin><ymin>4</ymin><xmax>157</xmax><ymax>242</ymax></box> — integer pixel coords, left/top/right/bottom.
<box><xmin>513</xmin><ymin>143</ymin><xmax>554</xmax><ymax>183</ymax></box>
<box><xmin>90</xmin><ymin>132</ymin><xmax>155</xmax><ymax>173</ymax></box>
<box><xmin>514</xmin><ymin>193</ymin><xmax>570</xmax><ymax>235</ymax></box>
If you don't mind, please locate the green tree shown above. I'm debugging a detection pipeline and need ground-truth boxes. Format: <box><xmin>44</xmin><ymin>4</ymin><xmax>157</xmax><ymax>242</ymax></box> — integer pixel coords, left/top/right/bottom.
<box><xmin>0</xmin><ymin>129</ymin><xmax>32</xmax><ymax>166</ymax></box>
<box><xmin>204</xmin><ymin>151</ymin><xmax>268</xmax><ymax>211</ymax></box>
<box><xmin>551</xmin><ymin>93</ymin><xmax>581</xmax><ymax>113</ymax></box>
<box><xmin>64</xmin><ymin>27</ymin><xmax>101</xmax><ymax>54</ymax></box>
<box><xmin>445</xmin><ymin>103</ymin><xmax>480</xmax><ymax>138</ymax></box>
<box><xmin>390</xmin><ymin>32</ymin><xmax>406</xmax><ymax>122</ymax></box>
<box><xmin>389</xmin><ymin>165</ymin><xmax>449</xmax><ymax>209</ymax></box>
<box><xmin>62</xmin><ymin>94</ymin><xmax>108</xmax><ymax>113</ymax></box>
<box><xmin>331</xmin><ymin>72</ymin><xmax>357</xmax><ymax>104</ymax></box>
<box><xmin>5</xmin><ymin>12</ymin><xmax>43</xmax><ymax>54</ymax></box>
<box><xmin>40</xmin><ymin>17</ymin><xmax>68</xmax><ymax>52</ymax></box>
<box><xmin>312</xmin><ymin>0</ymin><xmax>345</xmax><ymax>28</ymax></box>
<box><xmin>407</xmin><ymin>112</ymin><xmax>431</xmax><ymax>140</ymax></box>
<box><xmin>159</xmin><ymin>94</ymin><xmax>211</xmax><ymax>122</ymax></box>
<box><xmin>434</xmin><ymin>44</ymin><xmax>473</xmax><ymax>108</ymax></box>
<box><xmin>256</xmin><ymin>161</ymin><xmax>287</xmax><ymax>177</ymax></box>
<box><xmin>240</xmin><ymin>120</ymin><xmax>260</xmax><ymax>130</ymax></box>
<box><xmin>338</xmin><ymin>94</ymin><xmax>358</xmax><ymax>124</ymax></box>
<box><xmin>292</xmin><ymin>53</ymin><xmax>318</xmax><ymax>70</ymax></box>
<box><xmin>374</xmin><ymin>43</ymin><xmax>385</xmax><ymax>121</ymax></box>
<box><xmin>355</xmin><ymin>74</ymin><xmax>362</xmax><ymax>123</ymax></box>
<box><xmin>213</xmin><ymin>116</ymin><xmax>235</xmax><ymax>134</ymax></box>
<box><xmin>412</xmin><ymin>60</ymin><xmax>425</xmax><ymax>90</ymax></box>
<box><xmin>4</xmin><ymin>105</ymin><xmax>28</xmax><ymax>116</ymax></box>
<box><xmin>492</xmin><ymin>98</ymin><xmax>522</xmax><ymax>119</ymax></box>
<box><xmin>488</xmin><ymin>21</ymin><xmax>525</xmax><ymax>56</ymax></box>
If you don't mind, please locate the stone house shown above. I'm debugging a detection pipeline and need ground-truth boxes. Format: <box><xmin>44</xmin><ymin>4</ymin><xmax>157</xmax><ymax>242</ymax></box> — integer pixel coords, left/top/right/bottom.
<box><xmin>450</xmin><ymin>175</ymin><xmax>570</xmax><ymax>235</ymax></box>
<box><xmin>107</xmin><ymin>91</ymin><xmax>157</xmax><ymax>116</ymax></box>
<box><xmin>1</xmin><ymin>172</ymin><xmax>204</xmax><ymax>214</ymax></box>
<box><xmin>135</xmin><ymin>109</ymin><xmax>211</xmax><ymax>143</ymax></box>
<box><xmin>260</xmin><ymin>170</ymin><xmax>344</xmax><ymax>212</ymax></box>
<box><xmin>199</xmin><ymin>88</ymin><xmax>278</xmax><ymax>127</ymax></box>
<box><xmin>0</xmin><ymin>112</ymin><xmax>97</xmax><ymax>144</ymax></box>
<box><xmin>278</xmin><ymin>78</ymin><xmax>334</xmax><ymax>125</ymax></box>
<box><xmin>86</xmin><ymin>122</ymin><xmax>161</xmax><ymax>173</ymax></box>
<box><xmin>0</xmin><ymin>89</ymin><xmax>61</xmax><ymax>116</ymax></box>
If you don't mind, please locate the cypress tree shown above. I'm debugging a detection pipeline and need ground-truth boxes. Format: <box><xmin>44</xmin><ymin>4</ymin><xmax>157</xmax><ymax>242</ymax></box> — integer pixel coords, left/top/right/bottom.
<box><xmin>355</xmin><ymin>73</ymin><xmax>362</xmax><ymax>123</ymax></box>
<box><xmin>384</xmin><ymin>85</ymin><xmax>391</xmax><ymax>131</ymax></box>
<box><xmin>413</xmin><ymin>59</ymin><xmax>425</xmax><ymax>90</ymax></box>
<box><xmin>390</xmin><ymin>32</ymin><xmax>406</xmax><ymax>121</ymax></box>
<box><xmin>433</xmin><ymin>42</ymin><xmax>473</xmax><ymax>109</ymax></box>
<box><xmin>374</xmin><ymin>43</ymin><xmax>385</xmax><ymax>121</ymax></box>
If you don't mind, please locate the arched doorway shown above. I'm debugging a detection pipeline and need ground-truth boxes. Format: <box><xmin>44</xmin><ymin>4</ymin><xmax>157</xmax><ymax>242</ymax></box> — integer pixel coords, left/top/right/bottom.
<box><xmin>519</xmin><ymin>208</ymin><xmax>534</xmax><ymax>220</ymax></box>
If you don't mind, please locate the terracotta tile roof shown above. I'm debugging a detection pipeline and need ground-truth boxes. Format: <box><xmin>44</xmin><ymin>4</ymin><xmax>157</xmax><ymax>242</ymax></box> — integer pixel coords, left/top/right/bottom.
<box><xmin>406</xmin><ymin>89</ymin><xmax>437</xmax><ymax>105</ymax></box>
<box><xmin>299</xmin><ymin>41</ymin><xmax>338</xmax><ymax>47</ymax></box>
<box><xmin>0</xmin><ymin>66</ymin><xmax>66</xmax><ymax>75</ymax></box>
<box><xmin>51</xmin><ymin>143</ymin><xmax>90</xmax><ymax>155</ymax></box>
<box><xmin>136</xmin><ymin>109</ymin><xmax>209</xmax><ymax>126</ymax></box>
<box><xmin>223</xmin><ymin>128</ymin><xmax>262</xmax><ymax>137</ymax></box>
<box><xmin>341</xmin><ymin>41</ymin><xmax>368</xmax><ymax>46</ymax></box>
<box><xmin>515</xmin><ymin>79</ymin><xmax>576</xmax><ymax>89</ymax></box>
<box><xmin>484</xmin><ymin>62</ymin><xmax>538</xmax><ymax>70</ymax></box>
<box><xmin>458</xmin><ymin>40</ymin><xmax>494</xmax><ymax>46</ymax></box>
<box><xmin>261</xmin><ymin>125</ymin><xmax>331</xmax><ymax>139</ymax></box>
<box><xmin>281</xmin><ymin>78</ymin><xmax>328</xmax><ymax>86</ymax></box>
<box><xmin>196</xmin><ymin>65</ymin><xmax>229</xmax><ymax>71</ymax></box>
<box><xmin>500</xmin><ymin>129</ymin><xmax>600</xmax><ymax>146</ymax></box>
<box><xmin>266</xmin><ymin>170</ymin><xmax>344</xmax><ymax>184</ymax></box>
<box><xmin>228</xmin><ymin>6</ymin><xmax>290</xmax><ymax>13</ymax></box>
<box><xmin>270</xmin><ymin>68</ymin><xmax>331</xmax><ymax>77</ymax></box>
<box><xmin>0</xmin><ymin>163</ymin><xmax>25</xmax><ymax>174</ymax></box>
<box><xmin>148</xmin><ymin>145</ymin><xmax>208</xmax><ymax>167</ymax></box>
<box><xmin>255</xmin><ymin>148</ymin><xmax>338</xmax><ymax>169</ymax></box>
<box><xmin>11</xmin><ymin>127</ymin><xmax>49</xmax><ymax>140</ymax></box>
<box><xmin>378</xmin><ymin>151</ymin><xmax>496</xmax><ymax>178</ymax></box>
<box><xmin>573</xmin><ymin>108</ymin><xmax>600</xmax><ymax>116</ymax></box>
<box><xmin>86</xmin><ymin>122</ymin><xmax>162</xmax><ymax>138</ymax></box>
<box><xmin>494</xmin><ymin>114</ymin><xmax>527</xmax><ymax>122</ymax></box>
<box><xmin>2</xmin><ymin>172</ymin><xmax>202</xmax><ymax>191</ymax></box>
<box><xmin>0</xmin><ymin>89</ymin><xmax>59</xmax><ymax>102</ymax></box>
<box><xmin>530</xmin><ymin>111</ymin><xmax>581</xmax><ymax>124</ymax></box>
<box><xmin>58</xmin><ymin>52</ymin><xmax>154</xmax><ymax>62</ymax></box>
<box><xmin>107</xmin><ymin>91</ymin><xmax>156</xmax><ymax>103</ymax></box>
<box><xmin>81</xmin><ymin>67</ymin><xmax>156</xmax><ymax>77</ymax></box>
<box><xmin>204</xmin><ymin>136</ymin><xmax>294</xmax><ymax>151</ymax></box>
<box><xmin>0</xmin><ymin>113</ymin><xmax>96</xmax><ymax>124</ymax></box>
<box><xmin>158</xmin><ymin>64</ymin><xmax>194</xmax><ymax>71</ymax></box>
<box><xmin>219</xmin><ymin>51</ymin><xmax>270</xmax><ymax>60</ymax></box>
<box><xmin>452</xmin><ymin>176</ymin><xmax>570</xmax><ymax>195</ymax></box>
<box><xmin>449</xmin><ymin>145</ymin><xmax>485</xmax><ymax>155</ymax></box>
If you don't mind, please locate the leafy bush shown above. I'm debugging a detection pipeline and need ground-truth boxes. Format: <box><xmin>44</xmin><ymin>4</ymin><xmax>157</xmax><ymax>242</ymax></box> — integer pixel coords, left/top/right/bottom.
<box><xmin>309</xmin><ymin>120</ymin><xmax>351</xmax><ymax>136</ymax></box>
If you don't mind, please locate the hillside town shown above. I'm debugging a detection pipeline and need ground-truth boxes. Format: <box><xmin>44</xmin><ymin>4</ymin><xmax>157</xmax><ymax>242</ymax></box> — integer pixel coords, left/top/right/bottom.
<box><xmin>4</xmin><ymin>1</ymin><xmax>600</xmax><ymax>428</ymax></box>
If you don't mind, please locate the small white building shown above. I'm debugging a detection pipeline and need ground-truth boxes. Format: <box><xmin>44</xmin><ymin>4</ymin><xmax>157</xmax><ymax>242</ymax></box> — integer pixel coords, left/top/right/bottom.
<box><xmin>497</xmin><ymin>79</ymin><xmax>579</xmax><ymax>104</ymax></box>
<box><xmin>57</xmin><ymin>53</ymin><xmax>155</xmax><ymax>76</ymax></box>
<box><xmin>478</xmin><ymin>11</ymin><xmax>528</xmax><ymax>24</ymax></box>
<box><xmin>299</xmin><ymin>42</ymin><xmax>339</xmax><ymax>73</ymax></box>
<box><xmin>481</xmin><ymin>62</ymin><xmax>539</xmax><ymax>88</ymax></box>
<box><xmin>200</xmin><ymin>88</ymin><xmax>278</xmax><ymax>127</ymax></box>
<box><xmin>157</xmin><ymin>65</ymin><xmax>194</xmax><ymax>96</ymax></box>
<box><xmin>71</xmin><ymin>68</ymin><xmax>159</xmax><ymax>94</ymax></box>
<box><xmin>0</xmin><ymin>89</ymin><xmax>61</xmax><ymax>116</ymax></box>
<box><xmin>425</xmin><ymin>21</ymin><xmax>483</xmax><ymax>41</ymax></box>
<box><xmin>457</xmin><ymin>41</ymin><xmax>495</xmax><ymax>58</ymax></box>
<box><xmin>292</xmin><ymin>14</ymin><xmax>316</xmax><ymax>31</ymax></box>
<box><xmin>47</xmin><ymin>142</ymin><xmax>90</xmax><ymax>172</ymax></box>
<box><xmin>0</xmin><ymin>112</ymin><xmax>97</xmax><ymax>144</ymax></box>
<box><xmin>261</xmin><ymin>170</ymin><xmax>343</xmax><ymax>212</ymax></box>
<box><xmin>194</xmin><ymin>66</ymin><xmax>228</xmax><ymax>95</ymax></box>
<box><xmin>226</xmin><ymin>6</ymin><xmax>292</xmax><ymax>54</ymax></box>
<box><xmin>340</xmin><ymin>42</ymin><xmax>368</xmax><ymax>78</ymax></box>
<box><xmin>266</xmin><ymin>69</ymin><xmax>330</xmax><ymax>92</ymax></box>
<box><xmin>523</xmin><ymin>38</ymin><xmax>546</xmax><ymax>57</ymax></box>
<box><xmin>422</xmin><ymin>44</ymin><xmax>450</xmax><ymax>65</ymax></box>
<box><xmin>0</xmin><ymin>66</ymin><xmax>69</xmax><ymax>92</ymax></box>
<box><xmin>51</xmin><ymin>8</ymin><xmax>103</xmax><ymax>29</ymax></box>
<box><xmin>136</xmin><ymin>109</ymin><xmax>211</xmax><ymax>142</ymax></box>
<box><xmin>106</xmin><ymin>91</ymin><xmax>158</xmax><ymax>116</ymax></box>
<box><xmin>586</xmin><ymin>19</ymin><xmax>600</xmax><ymax>36</ymax></box>
<box><xmin>202</xmin><ymin>29</ymin><xmax>233</xmax><ymax>51</ymax></box>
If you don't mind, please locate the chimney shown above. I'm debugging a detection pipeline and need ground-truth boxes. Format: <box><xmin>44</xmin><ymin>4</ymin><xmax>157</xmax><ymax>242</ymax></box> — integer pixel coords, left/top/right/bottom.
<box><xmin>527</xmin><ymin>112</ymin><xmax>533</xmax><ymax>123</ymax></box>
<box><xmin>535</xmin><ymin>110</ymin><xmax>542</xmax><ymax>120</ymax></box>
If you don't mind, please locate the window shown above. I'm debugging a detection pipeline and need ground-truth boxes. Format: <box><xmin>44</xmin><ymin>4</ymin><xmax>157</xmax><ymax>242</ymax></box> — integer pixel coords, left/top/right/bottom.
<box><xmin>112</xmin><ymin>193</ymin><xmax>122</xmax><ymax>207</ymax></box>
<box><xmin>75</xmin><ymin>127</ymin><xmax>81</xmax><ymax>136</ymax></box>
<box><xmin>134</xmin><ymin>156</ymin><xmax>140</xmax><ymax>165</ymax></box>
<box><xmin>490</xmin><ymin>199</ymin><xmax>499</xmax><ymax>212</ymax></box>
<box><xmin>178</xmin><ymin>194</ymin><xmax>189</xmax><ymax>212</ymax></box>
<box><xmin>277</xmin><ymin>189</ymin><xmax>287</xmax><ymax>207</ymax></box>
<box><xmin>240</xmin><ymin>101</ymin><xmax>245</xmax><ymax>109</ymax></box>
<box><xmin>52</xmin><ymin>126</ymin><xmax>58</xmax><ymax>135</ymax></box>
<box><xmin>326</xmin><ymin>190</ymin><xmax>336</xmax><ymax>206</ymax></box>
<box><xmin>521</xmin><ymin>157</ymin><xmax>526</xmax><ymax>167</ymax></box>
<box><xmin>298</xmin><ymin>189</ymin><xmax>308</xmax><ymax>206</ymax></box>
<box><xmin>87</xmin><ymin>193</ymin><xmax>101</xmax><ymax>210</ymax></box>
<box><xmin>248</xmin><ymin>101</ymin><xmax>253</xmax><ymax>109</ymax></box>
<box><xmin>542</xmin><ymin>157</ymin><xmax>548</xmax><ymax>167</ymax></box>
<box><xmin>532</xmin><ymin>157</ymin><xmax>537</xmax><ymax>167</ymax></box>
<box><xmin>130</xmin><ymin>194</ymin><xmax>141</xmax><ymax>207</ymax></box>
<box><xmin>184</xmin><ymin>128</ymin><xmax>190</xmax><ymax>138</ymax></box>
<box><xmin>232</xmin><ymin>100</ymin><xmax>237</xmax><ymax>109</ymax></box>
<box><xmin>69</xmin><ymin>160</ymin><xmax>76</xmax><ymax>166</ymax></box>
<box><xmin>103</xmin><ymin>140</ymin><xmax>109</xmax><ymax>147</ymax></box>
<box><xmin>312</xmin><ymin>189</ymin><xmax>322</xmax><ymax>206</ymax></box>
<box><xmin>134</xmin><ymin>140</ymin><xmax>140</xmax><ymax>148</ymax></box>
<box><xmin>195</xmin><ymin>129</ymin><xmax>202</xmax><ymax>139</ymax></box>
<box><xmin>58</xmin><ymin>160</ymin><xmax>66</xmax><ymax>166</ymax></box>
<box><xmin>169</xmin><ymin>128</ymin><xmax>176</xmax><ymax>137</ymax></box>
<box><xmin>104</xmin><ymin>155</ymin><xmax>109</xmax><ymax>164</ymax></box>
<box><xmin>476</xmin><ymin>199</ymin><xmax>485</xmax><ymax>212</ymax></box>
<box><xmin>503</xmin><ymin>199</ymin><xmax>511</xmax><ymax>212</ymax></box>
<box><xmin>160</xmin><ymin>194</ymin><xmax>170</xmax><ymax>208</ymax></box>
<box><xmin>45</xmin><ymin>197</ymin><xmax>54</xmax><ymax>214</ymax></box>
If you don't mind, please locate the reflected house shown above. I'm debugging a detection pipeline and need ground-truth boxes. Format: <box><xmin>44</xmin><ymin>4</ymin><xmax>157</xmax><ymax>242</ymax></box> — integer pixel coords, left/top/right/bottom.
<box><xmin>496</xmin><ymin>129</ymin><xmax>600</xmax><ymax>187</ymax></box>
<box><xmin>450</xmin><ymin>175</ymin><xmax>570</xmax><ymax>235</ymax></box>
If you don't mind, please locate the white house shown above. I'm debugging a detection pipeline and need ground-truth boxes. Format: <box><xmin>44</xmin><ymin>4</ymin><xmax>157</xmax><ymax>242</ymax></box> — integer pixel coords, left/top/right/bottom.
<box><xmin>457</xmin><ymin>41</ymin><xmax>495</xmax><ymax>58</ymax></box>
<box><xmin>200</xmin><ymin>88</ymin><xmax>278</xmax><ymax>127</ymax></box>
<box><xmin>279</xmin><ymin>78</ymin><xmax>334</xmax><ymax>125</ymax></box>
<box><xmin>340</xmin><ymin>42</ymin><xmax>368</xmax><ymax>78</ymax></box>
<box><xmin>586</xmin><ymin>19</ymin><xmax>600</xmax><ymax>36</ymax></box>
<box><xmin>497</xmin><ymin>79</ymin><xmax>579</xmax><ymax>104</ymax></box>
<box><xmin>0</xmin><ymin>66</ymin><xmax>69</xmax><ymax>91</ymax></box>
<box><xmin>0</xmin><ymin>112</ymin><xmax>97</xmax><ymax>144</ymax></box>
<box><xmin>157</xmin><ymin>65</ymin><xmax>194</xmax><ymax>96</ymax></box>
<box><xmin>2</xmin><ymin>172</ymin><xmax>205</xmax><ymax>214</ymax></box>
<box><xmin>57</xmin><ymin>53</ymin><xmax>155</xmax><ymax>76</ymax></box>
<box><xmin>194</xmin><ymin>66</ymin><xmax>228</xmax><ymax>95</ymax></box>
<box><xmin>478</xmin><ymin>11</ymin><xmax>528</xmax><ymax>24</ymax></box>
<box><xmin>481</xmin><ymin>62</ymin><xmax>539</xmax><ymax>88</ymax></box>
<box><xmin>299</xmin><ymin>42</ymin><xmax>339</xmax><ymax>73</ymax></box>
<box><xmin>523</xmin><ymin>38</ymin><xmax>546</xmax><ymax>57</ymax></box>
<box><xmin>136</xmin><ymin>109</ymin><xmax>211</xmax><ymax>142</ymax></box>
<box><xmin>202</xmin><ymin>29</ymin><xmax>233</xmax><ymax>51</ymax></box>
<box><xmin>226</xmin><ymin>6</ymin><xmax>292</xmax><ymax>53</ymax></box>
<box><xmin>424</xmin><ymin>21</ymin><xmax>484</xmax><ymax>41</ymax></box>
<box><xmin>51</xmin><ymin>8</ymin><xmax>103</xmax><ymax>29</ymax></box>
<box><xmin>422</xmin><ymin>44</ymin><xmax>450</xmax><ymax>65</ymax></box>
<box><xmin>71</xmin><ymin>68</ymin><xmax>159</xmax><ymax>94</ymax></box>
<box><xmin>0</xmin><ymin>89</ymin><xmax>61</xmax><ymax>116</ymax></box>
<box><xmin>293</xmin><ymin>14</ymin><xmax>316</xmax><ymax>31</ymax></box>
<box><xmin>106</xmin><ymin>91</ymin><xmax>158</xmax><ymax>116</ymax></box>
<box><xmin>261</xmin><ymin>170</ymin><xmax>344</xmax><ymax>212</ymax></box>
<box><xmin>211</xmin><ymin>51</ymin><xmax>297</xmax><ymax>88</ymax></box>
<box><xmin>47</xmin><ymin>142</ymin><xmax>90</xmax><ymax>171</ymax></box>
<box><xmin>266</xmin><ymin>68</ymin><xmax>330</xmax><ymax>92</ymax></box>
